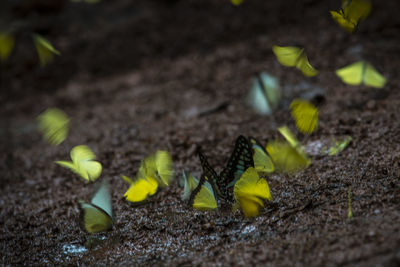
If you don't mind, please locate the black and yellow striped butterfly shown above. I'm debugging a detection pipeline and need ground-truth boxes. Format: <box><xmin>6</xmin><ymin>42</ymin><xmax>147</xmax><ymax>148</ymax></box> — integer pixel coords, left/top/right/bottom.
<box><xmin>189</xmin><ymin>135</ymin><xmax>254</xmax><ymax>207</ymax></box>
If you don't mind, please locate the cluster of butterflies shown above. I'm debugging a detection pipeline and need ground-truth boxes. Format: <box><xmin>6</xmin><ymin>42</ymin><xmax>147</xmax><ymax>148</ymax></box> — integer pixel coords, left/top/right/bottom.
<box><xmin>37</xmin><ymin>91</ymin><xmax>352</xmax><ymax>234</ymax></box>
<box><xmin>246</xmin><ymin>0</ymin><xmax>386</xmax><ymax>116</ymax></box>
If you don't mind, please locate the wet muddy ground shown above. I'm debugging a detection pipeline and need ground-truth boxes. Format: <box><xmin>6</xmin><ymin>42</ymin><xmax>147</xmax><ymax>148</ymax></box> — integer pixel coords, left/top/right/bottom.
<box><xmin>1</xmin><ymin>0</ymin><xmax>400</xmax><ymax>265</ymax></box>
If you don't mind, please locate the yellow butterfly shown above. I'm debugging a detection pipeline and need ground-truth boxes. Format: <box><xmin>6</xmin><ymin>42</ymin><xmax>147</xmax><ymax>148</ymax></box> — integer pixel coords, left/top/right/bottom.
<box><xmin>336</xmin><ymin>61</ymin><xmax>386</xmax><ymax>88</ymax></box>
<box><xmin>330</xmin><ymin>0</ymin><xmax>371</xmax><ymax>33</ymax></box>
<box><xmin>32</xmin><ymin>34</ymin><xmax>60</xmax><ymax>67</ymax></box>
<box><xmin>247</xmin><ymin>72</ymin><xmax>281</xmax><ymax>115</ymax></box>
<box><xmin>185</xmin><ymin>173</ymin><xmax>218</xmax><ymax>211</ymax></box>
<box><xmin>37</xmin><ymin>108</ymin><xmax>70</xmax><ymax>145</ymax></box>
<box><xmin>231</xmin><ymin>0</ymin><xmax>243</xmax><ymax>6</ymax></box>
<box><xmin>55</xmin><ymin>145</ymin><xmax>102</xmax><ymax>182</ymax></box>
<box><xmin>79</xmin><ymin>179</ymin><xmax>113</xmax><ymax>233</ymax></box>
<box><xmin>248</xmin><ymin>137</ymin><xmax>274</xmax><ymax>174</ymax></box>
<box><xmin>122</xmin><ymin>150</ymin><xmax>174</xmax><ymax>203</ymax></box>
<box><xmin>272</xmin><ymin>45</ymin><xmax>319</xmax><ymax>77</ymax></box>
<box><xmin>290</xmin><ymin>99</ymin><xmax>319</xmax><ymax>134</ymax></box>
<box><xmin>0</xmin><ymin>32</ymin><xmax>14</xmax><ymax>62</ymax></box>
<box><xmin>266</xmin><ymin>127</ymin><xmax>310</xmax><ymax>174</ymax></box>
<box><xmin>233</xmin><ymin>167</ymin><xmax>272</xmax><ymax>218</ymax></box>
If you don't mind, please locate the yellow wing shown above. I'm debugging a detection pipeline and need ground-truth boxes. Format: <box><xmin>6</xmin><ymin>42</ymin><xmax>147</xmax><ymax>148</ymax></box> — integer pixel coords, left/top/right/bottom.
<box><xmin>231</xmin><ymin>0</ymin><xmax>243</xmax><ymax>5</ymax></box>
<box><xmin>79</xmin><ymin>202</ymin><xmax>113</xmax><ymax>233</ymax></box>
<box><xmin>272</xmin><ymin>45</ymin><xmax>303</xmax><ymax>67</ymax></box>
<box><xmin>296</xmin><ymin>53</ymin><xmax>319</xmax><ymax>77</ymax></box>
<box><xmin>192</xmin><ymin>179</ymin><xmax>218</xmax><ymax>211</ymax></box>
<box><xmin>79</xmin><ymin>180</ymin><xmax>113</xmax><ymax>233</ymax></box>
<box><xmin>278</xmin><ymin>126</ymin><xmax>300</xmax><ymax>148</ymax></box>
<box><xmin>330</xmin><ymin>10</ymin><xmax>357</xmax><ymax>33</ymax></box>
<box><xmin>249</xmin><ymin>138</ymin><xmax>274</xmax><ymax>174</ymax></box>
<box><xmin>290</xmin><ymin>99</ymin><xmax>319</xmax><ymax>134</ymax></box>
<box><xmin>233</xmin><ymin>167</ymin><xmax>272</xmax><ymax>218</ymax></box>
<box><xmin>0</xmin><ymin>32</ymin><xmax>14</xmax><ymax>61</ymax></box>
<box><xmin>273</xmin><ymin>45</ymin><xmax>318</xmax><ymax>77</ymax></box>
<box><xmin>32</xmin><ymin>34</ymin><xmax>60</xmax><ymax>66</ymax></box>
<box><xmin>363</xmin><ymin>62</ymin><xmax>386</xmax><ymax>88</ymax></box>
<box><xmin>154</xmin><ymin>150</ymin><xmax>174</xmax><ymax>187</ymax></box>
<box><xmin>345</xmin><ymin>0</ymin><xmax>371</xmax><ymax>22</ymax></box>
<box><xmin>330</xmin><ymin>0</ymin><xmax>371</xmax><ymax>33</ymax></box>
<box><xmin>336</xmin><ymin>61</ymin><xmax>364</xmax><ymax>85</ymax></box>
<box><xmin>55</xmin><ymin>145</ymin><xmax>102</xmax><ymax>182</ymax></box>
<box><xmin>123</xmin><ymin>175</ymin><xmax>158</xmax><ymax>203</ymax></box>
<box><xmin>37</xmin><ymin>108</ymin><xmax>69</xmax><ymax>145</ymax></box>
<box><xmin>266</xmin><ymin>140</ymin><xmax>310</xmax><ymax>174</ymax></box>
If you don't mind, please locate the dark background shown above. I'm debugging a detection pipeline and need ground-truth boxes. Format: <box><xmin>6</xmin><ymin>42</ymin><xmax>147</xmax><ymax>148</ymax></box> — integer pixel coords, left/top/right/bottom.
<box><xmin>1</xmin><ymin>0</ymin><xmax>399</xmax><ymax>265</ymax></box>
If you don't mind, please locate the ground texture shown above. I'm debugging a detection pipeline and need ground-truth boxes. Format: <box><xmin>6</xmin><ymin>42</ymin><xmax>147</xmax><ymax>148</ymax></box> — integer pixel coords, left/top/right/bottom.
<box><xmin>1</xmin><ymin>0</ymin><xmax>400</xmax><ymax>265</ymax></box>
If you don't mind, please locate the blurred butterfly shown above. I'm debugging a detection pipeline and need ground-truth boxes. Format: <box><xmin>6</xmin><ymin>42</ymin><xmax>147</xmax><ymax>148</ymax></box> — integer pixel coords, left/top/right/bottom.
<box><xmin>0</xmin><ymin>32</ymin><xmax>14</xmax><ymax>62</ymax></box>
<box><xmin>248</xmin><ymin>137</ymin><xmax>274</xmax><ymax>174</ymax></box>
<box><xmin>55</xmin><ymin>145</ymin><xmax>102</xmax><ymax>182</ymax></box>
<box><xmin>32</xmin><ymin>33</ymin><xmax>60</xmax><ymax>67</ymax></box>
<box><xmin>325</xmin><ymin>136</ymin><xmax>352</xmax><ymax>156</ymax></box>
<box><xmin>233</xmin><ymin>167</ymin><xmax>272</xmax><ymax>218</ymax></box>
<box><xmin>272</xmin><ymin>45</ymin><xmax>319</xmax><ymax>77</ymax></box>
<box><xmin>122</xmin><ymin>150</ymin><xmax>174</xmax><ymax>203</ymax></box>
<box><xmin>266</xmin><ymin>126</ymin><xmax>310</xmax><ymax>174</ymax></box>
<box><xmin>183</xmin><ymin>172</ymin><xmax>218</xmax><ymax>211</ymax></box>
<box><xmin>190</xmin><ymin>135</ymin><xmax>254</xmax><ymax>207</ymax></box>
<box><xmin>79</xmin><ymin>179</ymin><xmax>113</xmax><ymax>233</ymax></box>
<box><xmin>336</xmin><ymin>61</ymin><xmax>386</xmax><ymax>88</ymax></box>
<box><xmin>247</xmin><ymin>72</ymin><xmax>281</xmax><ymax>115</ymax></box>
<box><xmin>37</xmin><ymin>108</ymin><xmax>70</xmax><ymax>145</ymax></box>
<box><xmin>231</xmin><ymin>0</ymin><xmax>243</xmax><ymax>5</ymax></box>
<box><xmin>330</xmin><ymin>0</ymin><xmax>371</xmax><ymax>33</ymax></box>
<box><xmin>290</xmin><ymin>99</ymin><xmax>319</xmax><ymax>134</ymax></box>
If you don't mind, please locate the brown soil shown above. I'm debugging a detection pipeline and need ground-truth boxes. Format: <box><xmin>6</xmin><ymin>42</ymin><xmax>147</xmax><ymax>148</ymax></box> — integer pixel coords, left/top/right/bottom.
<box><xmin>1</xmin><ymin>0</ymin><xmax>400</xmax><ymax>265</ymax></box>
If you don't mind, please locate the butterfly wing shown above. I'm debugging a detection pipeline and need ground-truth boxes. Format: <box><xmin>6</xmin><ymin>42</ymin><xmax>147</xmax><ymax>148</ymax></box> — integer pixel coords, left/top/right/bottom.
<box><xmin>363</xmin><ymin>62</ymin><xmax>386</xmax><ymax>88</ymax></box>
<box><xmin>181</xmin><ymin>171</ymin><xmax>200</xmax><ymax>201</ymax></box>
<box><xmin>32</xmin><ymin>34</ymin><xmax>60</xmax><ymax>66</ymax></box>
<box><xmin>79</xmin><ymin>180</ymin><xmax>113</xmax><ymax>233</ymax></box>
<box><xmin>248</xmin><ymin>77</ymin><xmax>272</xmax><ymax>115</ymax></box>
<box><xmin>290</xmin><ymin>99</ymin><xmax>319</xmax><ymax>134</ymax></box>
<box><xmin>272</xmin><ymin>45</ymin><xmax>303</xmax><ymax>67</ymax></box>
<box><xmin>79</xmin><ymin>202</ymin><xmax>113</xmax><ymax>233</ymax></box>
<box><xmin>123</xmin><ymin>176</ymin><xmax>158</xmax><ymax>203</ymax></box>
<box><xmin>220</xmin><ymin>135</ymin><xmax>254</xmax><ymax>189</ymax></box>
<box><xmin>330</xmin><ymin>10</ymin><xmax>357</xmax><ymax>33</ymax></box>
<box><xmin>197</xmin><ymin>150</ymin><xmax>223</xmax><ymax>200</ymax></box>
<box><xmin>296</xmin><ymin>52</ymin><xmax>319</xmax><ymax>77</ymax></box>
<box><xmin>233</xmin><ymin>167</ymin><xmax>272</xmax><ymax>218</ymax></box>
<box><xmin>188</xmin><ymin>173</ymin><xmax>218</xmax><ymax>211</ymax></box>
<box><xmin>336</xmin><ymin>61</ymin><xmax>364</xmax><ymax>85</ymax></box>
<box><xmin>249</xmin><ymin>137</ymin><xmax>274</xmax><ymax>174</ymax></box>
<box><xmin>69</xmin><ymin>145</ymin><xmax>102</xmax><ymax>182</ymax></box>
<box><xmin>0</xmin><ymin>32</ymin><xmax>14</xmax><ymax>61</ymax></box>
<box><xmin>345</xmin><ymin>0</ymin><xmax>371</xmax><ymax>22</ymax></box>
<box><xmin>37</xmin><ymin>108</ymin><xmax>69</xmax><ymax>146</ymax></box>
<box><xmin>266</xmin><ymin>140</ymin><xmax>310</xmax><ymax>174</ymax></box>
<box><xmin>154</xmin><ymin>150</ymin><xmax>174</xmax><ymax>187</ymax></box>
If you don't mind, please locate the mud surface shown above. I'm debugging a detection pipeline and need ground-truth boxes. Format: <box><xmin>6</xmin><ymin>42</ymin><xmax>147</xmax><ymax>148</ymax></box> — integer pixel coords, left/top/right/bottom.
<box><xmin>1</xmin><ymin>0</ymin><xmax>400</xmax><ymax>265</ymax></box>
